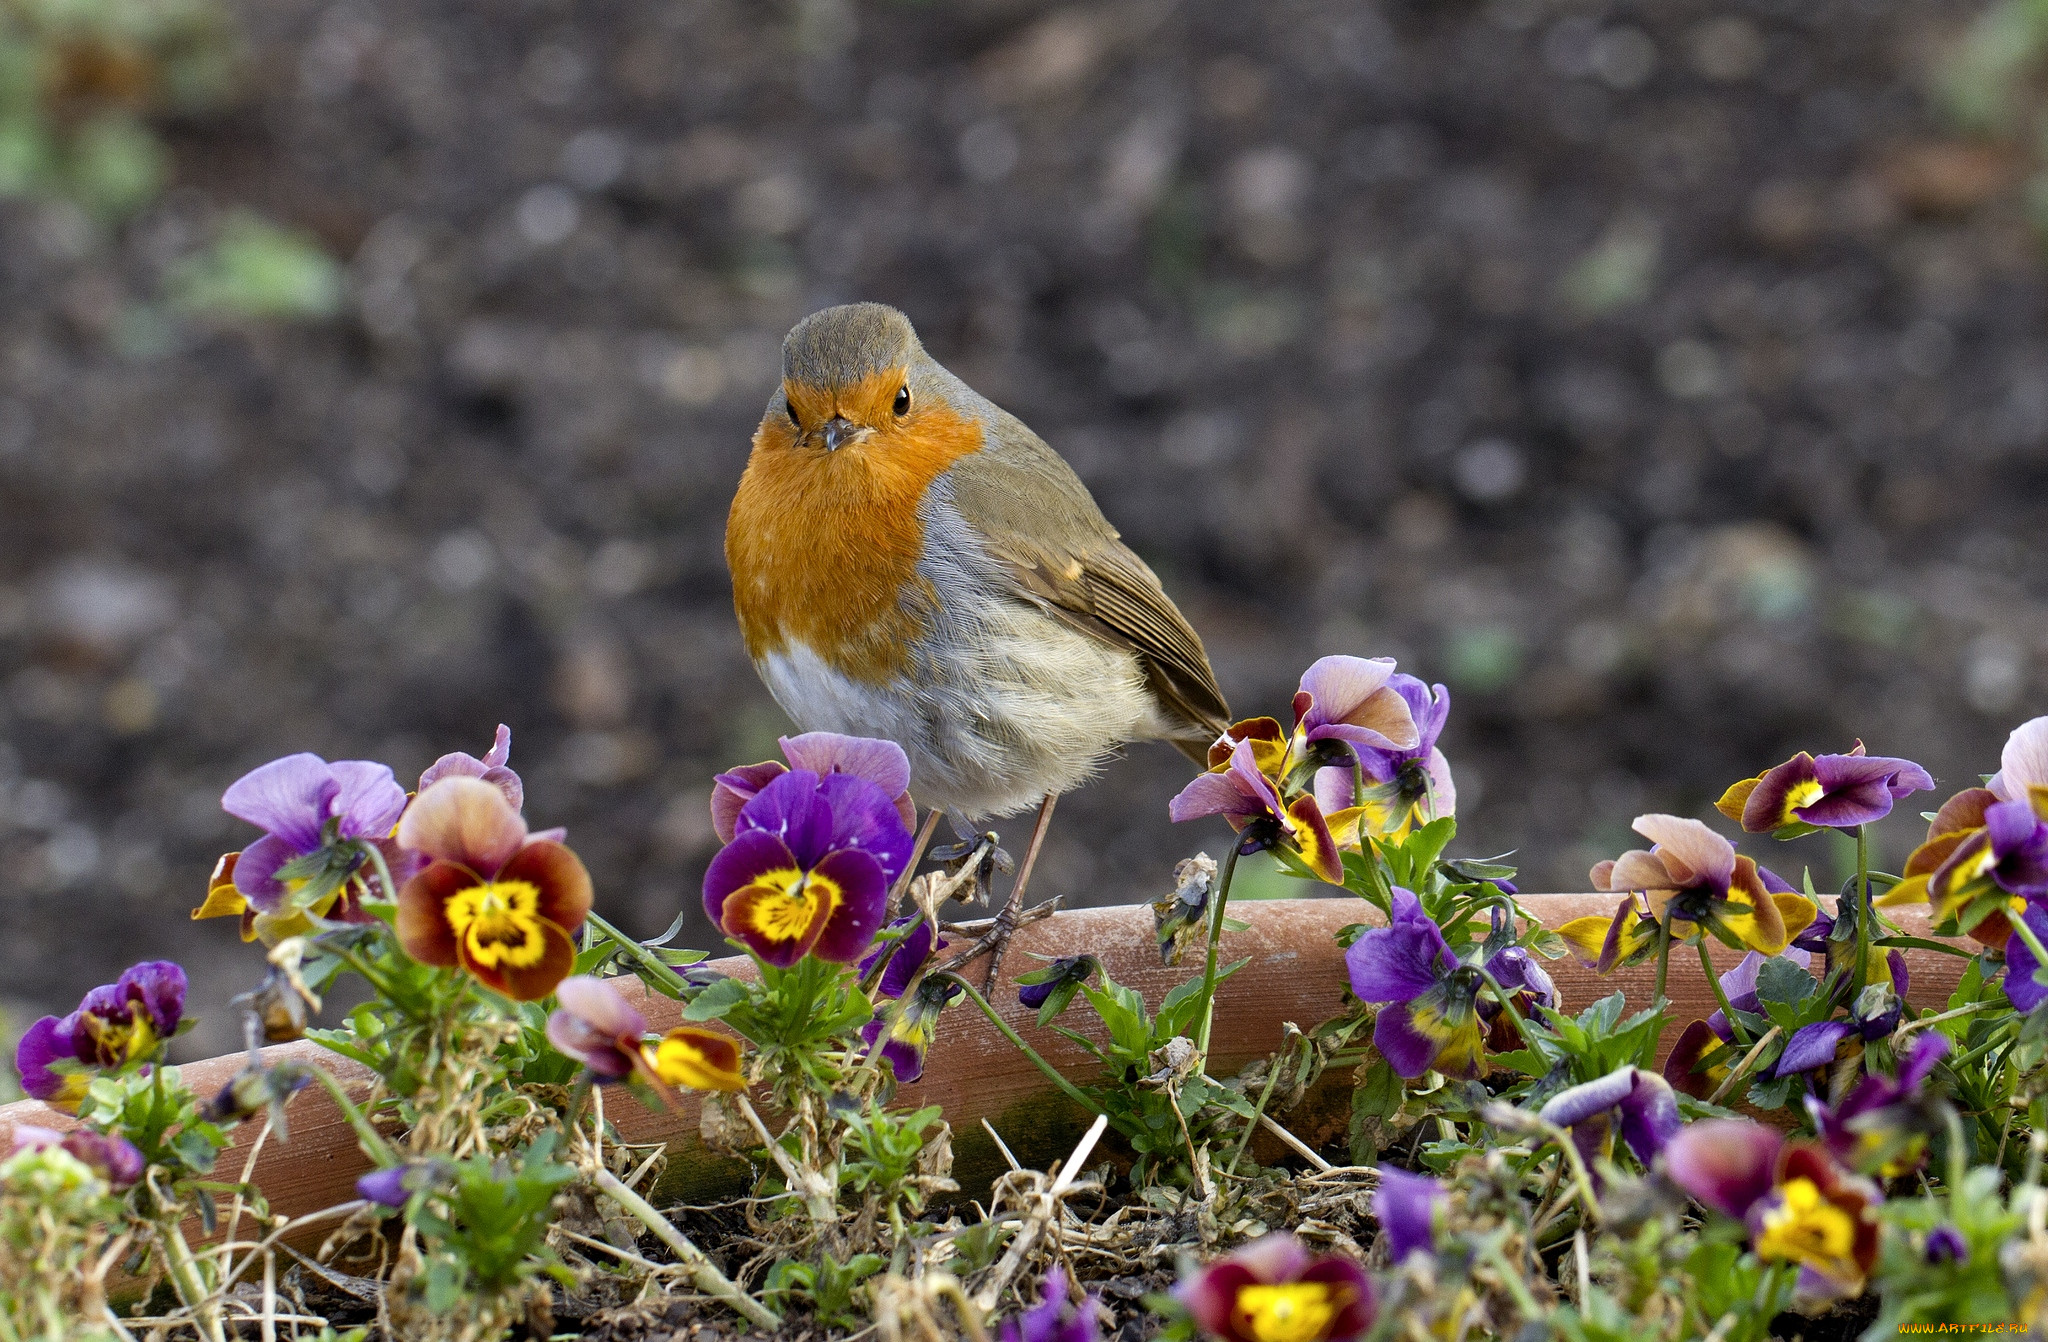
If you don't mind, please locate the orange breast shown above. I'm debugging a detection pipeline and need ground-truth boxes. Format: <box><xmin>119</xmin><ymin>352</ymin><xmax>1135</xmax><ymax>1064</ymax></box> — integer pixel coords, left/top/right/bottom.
<box><xmin>726</xmin><ymin>383</ymin><xmax>984</xmax><ymax>683</ymax></box>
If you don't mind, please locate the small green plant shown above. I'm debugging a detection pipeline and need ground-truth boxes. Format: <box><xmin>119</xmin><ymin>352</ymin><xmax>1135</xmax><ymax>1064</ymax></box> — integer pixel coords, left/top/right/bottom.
<box><xmin>764</xmin><ymin>1252</ymin><xmax>886</xmax><ymax>1330</ymax></box>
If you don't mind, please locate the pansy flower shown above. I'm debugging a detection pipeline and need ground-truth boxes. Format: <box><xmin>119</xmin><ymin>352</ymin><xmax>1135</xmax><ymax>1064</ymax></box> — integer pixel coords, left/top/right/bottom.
<box><xmin>418</xmin><ymin>723</ymin><xmax>526</xmax><ymax>812</ymax></box>
<box><xmin>1290</xmin><ymin>656</ymin><xmax>1421</xmax><ymax>765</ymax></box>
<box><xmin>1170</xmin><ymin>738</ymin><xmax>1344</xmax><ymax>884</ymax></box>
<box><xmin>1881</xmin><ymin>790</ymin><xmax>2043</xmax><ymax>946</ymax></box>
<box><xmin>15</xmin><ymin>960</ymin><xmax>187</xmax><ymax>1110</ymax></box>
<box><xmin>1177</xmin><ymin>1234</ymin><xmax>1376</xmax><ymax>1342</ymax></box>
<box><xmin>1346</xmin><ymin>887</ymin><xmax>1537</xmax><ymax>1079</ymax></box>
<box><xmin>1372</xmin><ymin>1166</ymin><xmax>1443</xmax><ymax>1264</ymax></box>
<box><xmin>546</xmin><ymin>974</ymin><xmax>747</xmax><ymax>1093</ymax></box>
<box><xmin>1583</xmin><ymin>815</ymin><xmax>1816</xmax><ymax>957</ymax></box>
<box><xmin>998</xmin><ymin>1268</ymin><xmax>1101</xmax><ymax>1342</ymax></box>
<box><xmin>1807</xmin><ymin>1033</ymin><xmax>1949</xmax><ymax>1177</ymax></box>
<box><xmin>1664</xmin><ymin>1120</ymin><xmax>1882</xmax><ymax>1301</ymax></box>
<box><xmin>10</xmin><ymin>1125</ymin><xmax>145</xmax><ymax>1188</ymax></box>
<box><xmin>711</xmin><ymin>732</ymin><xmax>916</xmax><ymax>845</ymax></box>
<box><xmin>704</xmin><ymin>768</ymin><xmax>910</xmax><ymax>968</ymax></box>
<box><xmin>1538</xmin><ymin>1064</ymin><xmax>1681</xmax><ymax>1167</ymax></box>
<box><xmin>858</xmin><ymin>919</ymin><xmax>959</xmax><ymax>1083</ymax></box>
<box><xmin>1718</xmin><ymin>742</ymin><xmax>1933</xmax><ymax>834</ymax></box>
<box><xmin>1476</xmin><ymin>911</ymin><xmax>1557</xmax><ymax>1051</ymax></box>
<box><xmin>1314</xmin><ymin>677</ymin><xmax>1455</xmax><ymax>841</ymax></box>
<box><xmin>395</xmin><ymin>777</ymin><xmax>593</xmax><ymax>1001</ymax></box>
<box><xmin>1987</xmin><ymin>715</ymin><xmax>2048</xmax><ymax>804</ymax></box>
<box><xmin>1017</xmin><ymin>954</ymin><xmax>1100</xmax><ymax>1020</ymax></box>
<box><xmin>197</xmin><ymin>752</ymin><xmax>418</xmax><ymax>943</ymax></box>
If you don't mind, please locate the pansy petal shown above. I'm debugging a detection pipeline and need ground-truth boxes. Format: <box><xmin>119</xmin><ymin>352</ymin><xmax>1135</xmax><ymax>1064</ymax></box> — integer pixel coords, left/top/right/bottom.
<box><xmin>1606</xmin><ymin>849</ymin><xmax>1678</xmax><ymax>893</ymax></box>
<box><xmin>1777</xmin><ymin>1020</ymin><xmax>1855</xmax><ymax>1075</ymax></box>
<box><xmin>328</xmin><ymin>760</ymin><xmax>408</xmax><ymax>839</ymax></box>
<box><xmin>1169</xmin><ymin>770</ymin><xmax>1261</xmax><ymax>824</ymax></box>
<box><xmin>1555</xmin><ymin>911</ymin><xmax>1621</xmax><ymax>968</ymax></box>
<box><xmin>395</xmin><ymin>861</ymin><xmax>469</xmax><ymax>967</ymax></box>
<box><xmin>1285</xmin><ymin>794</ymin><xmax>1345</xmax><ymax>885</ymax></box>
<box><xmin>731</xmin><ymin>769</ymin><xmax>833</xmax><ymax>866</ymax></box>
<box><xmin>1632</xmin><ymin>814</ymin><xmax>1736</xmax><ymax>890</ymax></box>
<box><xmin>2004</xmin><ymin>903</ymin><xmax>2048</xmax><ymax>1014</ymax></box>
<box><xmin>1664</xmin><ymin>1119</ymin><xmax>1783</xmax><ymax>1219</ymax></box>
<box><xmin>1176</xmin><ymin>1261</ymin><xmax>1258</xmax><ymax>1341</ymax></box>
<box><xmin>653</xmin><ymin>1026</ymin><xmax>747</xmax><ymax>1091</ymax></box>
<box><xmin>1372</xmin><ymin>1166</ymin><xmax>1442</xmax><ymax>1262</ymax></box>
<box><xmin>1716</xmin><ymin>777</ymin><xmax>1760</xmax><ymax>823</ymax></box>
<box><xmin>1663</xmin><ymin>1020</ymin><xmax>1728</xmax><ymax>1100</ymax></box>
<box><xmin>13</xmin><ymin>1016</ymin><xmax>72</xmax><ymax>1102</ymax></box>
<box><xmin>816</xmin><ymin>771</ymin><xmax>913</xmax><ymax>879</ymax></box>
<box><xmin>1372</xmin><ymin>1003</ymin><xmax>1443</xmax><ymax>1079</ymax></box>
<box><xmin>1618</xmin><ymin>1070</ymin><xmax>1681</xmax><ymax>1163</ymax></box>
<box><xmin>485</xmin><ymin>917</ymin><xmax>578</xmax><ymax>1002</ymax></box>
<box><xmin>1742</xmin><ymin>754</ymin><xmax>1820</xmax><ymax>833</ymax></box>
<box><xmin>710</xmin><ymin>761</ymin><xmax>786</xmax><ymax>845</ymax></box>
<box><xmin>1297</xmin><ymin>1257</ymin><xmax>1376</xmax><ymax>1341</ymax></box>
<box><xmin>780</xmin><ymin>732</ymin><xmax>912</xmax><ymax>799</ymax></box>
<box><xmin>1994</xmin><ymin>717</ymin><xmax>2048</xmax><ymax>801</ymax></box>
<box><xmin>231</xmin><ymin>833</ymin><xmax>296</xmax><ymax>912</ymax></box>
<box><xmin>222</xmin><ymin>754</ymin><xmax>337</xmax><ymax>851</ymax></box>
<box><xmin>397</xmin><ymin>776</ymin><xmax>528</xmax><ymax>876</ymax></box>
<box><xmin>807</xmin><ymin>847</ymin><xmax>890</xmax><ymax>964</ymax></box>
<box><xmin>1345</xmin><ymin>889</ymin><xmax>1452</xmax><ymax>1002</ymax></box>
<box><xmin>702</xmin><ymin>830</ymin><xmax>800</xmax><ymax>930</ymax></box>
<box><xmin>497</xmin><ymin>840</ymin><xmax>593</xmax><ymax>937</ymax></box>
<box><xmin>554</xmin><ymin>975</ymin><xmax>646</xmax><ymax>1042</ymax></box>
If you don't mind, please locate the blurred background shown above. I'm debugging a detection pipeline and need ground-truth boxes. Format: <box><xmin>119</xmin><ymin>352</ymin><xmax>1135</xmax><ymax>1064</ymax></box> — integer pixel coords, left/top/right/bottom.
<box><xmin>4</xmin><ymin>0</ymin><xmax>2048</xmax><ymax>1064</ymax></box>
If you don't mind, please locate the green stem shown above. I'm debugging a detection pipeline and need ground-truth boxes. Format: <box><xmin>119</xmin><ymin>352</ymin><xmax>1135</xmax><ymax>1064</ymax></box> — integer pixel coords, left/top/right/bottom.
<box><xmin>306</xmin><ymin>1065</ymin><xmax>397</xmax><ymax>1165</ymax></box>
<box><xmin>1652</xmin><ymin>918</ymin><xmax>1673</xmax><ymax>1010</ymax></box>
<box><xmin>587</xmin><ymin>912</ymin><xmax>694</xmax><ymax>999</ymax></box>
<box><xmin>1944</xmin><ymin>1105</ymin><xmax>1970</xmax><ymax>1200</ymax></box>
<box><xmin>1225</xmin><ymin>1049</ymin><xmax>1287</xmax><ymax>1180</ymax></box>
<box><xmin>1851</xmin><ymin>824</ymin><xmax>1871</xmax><ymax>1004</ymax></box>
<box><xmin>357</xmin><ymin>839</ymin><xmax>397</xmax><ymax>905</ymax></box>
<box><xmin>938</xmin><ymin>973</ymin><xmax>1103</xmax><ymax>1119</ymax></box>
<box><xmin>1194</xmin><ymin>842</ymin><xmax>1243</xmax><ymax>1058</ymax></box>
<box><xmin>1700</xmin><ymin>940</ymin><xmax>1750</xmax><ymax>1046</ymax></box>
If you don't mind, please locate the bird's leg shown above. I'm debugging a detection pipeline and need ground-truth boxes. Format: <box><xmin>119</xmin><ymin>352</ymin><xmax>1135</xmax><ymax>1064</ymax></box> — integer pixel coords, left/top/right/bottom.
<box><xmin>978</xmin><ymin>793</ymin><xmax>1059</xmax><ymax>992</ymax></box>
<box><xmin>886</xmin><ymin>809</ymin><xmax>945</xmax><ymax>918</ymax></box>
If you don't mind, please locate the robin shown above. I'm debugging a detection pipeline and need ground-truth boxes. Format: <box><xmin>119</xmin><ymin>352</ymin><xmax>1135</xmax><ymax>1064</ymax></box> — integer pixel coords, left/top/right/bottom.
<box><xmin>726</xmin><ymin>302</ymin><xmax>1230</xmax><ymax>981</ymax></box>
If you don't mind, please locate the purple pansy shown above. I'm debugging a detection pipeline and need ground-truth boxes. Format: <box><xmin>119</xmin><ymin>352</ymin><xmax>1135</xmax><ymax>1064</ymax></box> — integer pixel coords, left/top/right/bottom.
<box><xmin>1290</xmin><ymin>656</ymin><xmax>1421</xmax><ymax>762</ymax></box>
<box><xmin>711</xmin><ymin>732</ymin><xmax>915</xmax><ymax>845</ymax></box>
<box><xmin>356</xmin><ymin>1164</ymin><xmax>413</xmax><ymax>1208</ymax></box>
<box><xmin>1170</xmin><ymin>739</ymin><xmax>1345</xmax><ymax>884</ymax></box>
<box><xmin>1017</xmin><ymin>955</ymin><xmax>1099</xmax><ymax>1012</ymax></box>
<box><xmin>1345</xmin><ymin>887</ymin><xmax>1531</xmax><ymax>1079</ymax></box>
<box><xmin>858</xmin><ymin>919</ymin><xmax>957</xmax><ymax>1083</ymax></box>
<box><xmin>1177</xmin><ymin>1234</ymin><xmax>1376</xmax><ymax>1342</ymax></box>
<box><xmin>221</xmin><ymin>752</ymin><xmax>412</xmax><ymax>916</ymax></box>
<box><xmin>546</xmin><ymin>975</ymin><xmax>651</xmax><ymax>1083</ymax></box>
<box><xmin>997</xmin><ymin>1269</ymin><xmax>1101</xmax><ymax>1342</ymax></box>
<box><xmin>1776</xmin><ymin>951</ymin><xmax>1911</xmax><ymax>1076</ymax></box>
<box><xmin>2007</xmin><ymin>901</ymin><xmax>2048</xmax><ymax>1013</ymax></box>
<box><xmin>1326</xmin><ymin>675</ymin><xmax>1456</xmax><ymax>833</ymax></box>
<box><xmin>1478</xmin><ymin>912</ymin><xmax>1557</xmax><ymax>1051</ymax></box>
<box><xmin>1807</xmin><ymin>1032</ymin><xmax>1950</xmax><ymax>1176</ymax></box>
<box><xmin>418</xmin><ymin>724</ymin><xmax>525</xmax><ymax>812</ymax></box>
<box><xmin>10</xmin><ymin>1124</ymin><xmax>145</xmax><ymax>1187</ymax></box>
<box><xmin>703</xmin><ymin>769</ymin><xmax>910</xmax><ymax>968</ymax></box>
<box><xmin>1925</xmin><ymin>1225</ymin><xmax>1968</xmax><ymax>1265</ymax></box>
<box><xmin>1538</xmin><ymin>1065</ymin><xmax>1681</xmax><ymax>1166</ymax></box>
<box><xmin>1372</xmin><ymin>1166</ymin><xmax>1443</xmax><ymax>1263</ymax></box>
<box><xmin>15</xmin><ymin>960</ymin><xmax>187</xmax><ymax>1109</ymax></box>
<box><xmin>1724</xmin><ymin>742</ymin><xmax>1934</xmax><ymax>834</ymax></box>
<box><xmin>1664</xmin><ymin>952</ymin><xmax>1776</xmax><ymax>1099</ymax></box>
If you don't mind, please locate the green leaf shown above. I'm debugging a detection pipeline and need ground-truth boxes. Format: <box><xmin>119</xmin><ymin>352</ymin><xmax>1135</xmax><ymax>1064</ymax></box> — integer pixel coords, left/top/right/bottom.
<box><xmin>1754</xmin><ymin>957</ymin><xmax>1817</xmax><ymax>1006</ymax></box>
<box><xmin>681</xmin><ymin>977</ymin><xmax>750</xmax><ymax>1022</ymax></box>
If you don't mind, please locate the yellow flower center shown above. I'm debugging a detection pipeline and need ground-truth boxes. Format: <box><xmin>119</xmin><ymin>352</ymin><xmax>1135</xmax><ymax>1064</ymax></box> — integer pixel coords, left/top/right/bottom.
<box><xmin>1234</xmin><ymin>1283</ymin><xmax>1348</xmax><ymax>1342</ymax></box>
<box><xmin>1755</xmin><ymin>1178</ymin><xmax>1857</xmax><ymax>1271</ymax></box>
<box><xmin>1781</xmin><ymin>777</ymin><xmax>1825</xmax><ymax>821</ymax></box>
<box><xmin>729</xmin><ymin>867</ymin><xmax>841</xmax><ymax>946</ymax></box>
<box><xmin>445</xmin><ymin>880</ymin><xmax>549</xmax><ymax>969</ymax></box>
<box><xmin>649</xmin><ymin>1028</ymin><xmax>745</xmax><ymax>1091</ymax></box>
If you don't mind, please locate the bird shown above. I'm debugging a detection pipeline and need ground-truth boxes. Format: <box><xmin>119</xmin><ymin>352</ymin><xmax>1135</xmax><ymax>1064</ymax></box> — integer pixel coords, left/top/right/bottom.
<box><xmin>725</xmin><ymin>302</ymin><xmax>1230</xmax><ymax>982</ymax></box>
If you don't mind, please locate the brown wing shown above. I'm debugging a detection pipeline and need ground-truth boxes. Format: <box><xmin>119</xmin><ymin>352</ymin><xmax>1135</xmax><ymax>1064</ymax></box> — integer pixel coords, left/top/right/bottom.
<box><xmin>941</xmin><ymin>416</ymin><xmax>1230</xmax><ymax>752</ymax></box>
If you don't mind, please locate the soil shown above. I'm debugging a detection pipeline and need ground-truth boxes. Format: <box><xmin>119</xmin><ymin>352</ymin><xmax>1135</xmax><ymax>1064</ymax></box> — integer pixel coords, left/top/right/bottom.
<box><xmin>4</xmin><ymin>0</ymin><xmax>2046</xmax><ymax>1071</ymax></box>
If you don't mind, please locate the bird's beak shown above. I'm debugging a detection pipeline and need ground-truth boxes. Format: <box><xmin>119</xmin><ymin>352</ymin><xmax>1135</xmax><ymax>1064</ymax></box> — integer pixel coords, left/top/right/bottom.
<box><xmin>822</xmin><ymin>416</ymin><xmax>857</xmax><ymax>452</ymax></box>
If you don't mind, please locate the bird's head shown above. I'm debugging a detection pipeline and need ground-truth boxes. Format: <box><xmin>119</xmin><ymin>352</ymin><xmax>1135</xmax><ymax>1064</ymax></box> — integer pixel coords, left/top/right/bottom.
<box><xmin>764</xmin><ymin>302</ymin><xmax>941</xmax><ymax>456</ymax></box>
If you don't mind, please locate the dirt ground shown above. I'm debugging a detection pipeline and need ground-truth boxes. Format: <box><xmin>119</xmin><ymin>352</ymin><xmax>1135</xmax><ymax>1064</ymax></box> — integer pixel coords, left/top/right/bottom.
<box><xmin>3</xmin><ymin>0</ymin><xmax>2045</xmax><ymax>1060</ymax></box>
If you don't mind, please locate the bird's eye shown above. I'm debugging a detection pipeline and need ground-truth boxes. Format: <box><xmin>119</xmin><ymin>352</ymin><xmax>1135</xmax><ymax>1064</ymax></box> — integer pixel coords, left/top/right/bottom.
<box><xmin>893</xmin><ymin>385</ymin><xmax>911</xmax><ymax>416</ymax></box>
<box><xmin>786</xmin><ymin>400</ymin><xmax>801</xmax><ymax>429</ymax></box>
